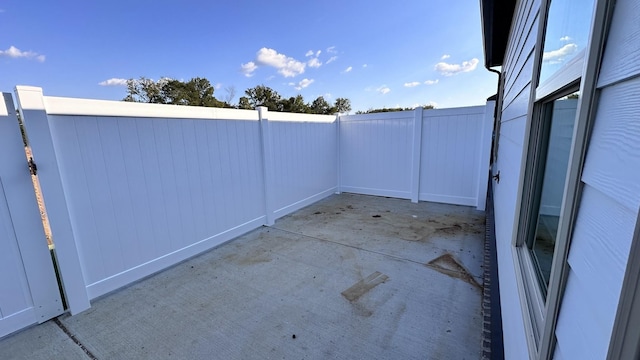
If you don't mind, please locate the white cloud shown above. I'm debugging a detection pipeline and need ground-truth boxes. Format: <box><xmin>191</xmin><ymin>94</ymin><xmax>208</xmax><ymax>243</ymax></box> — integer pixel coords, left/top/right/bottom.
<box><xmin>424</xmin><ymin>79</ymin><xmax>439</xmax><ymax>85</ymax></box>
<box><xmin>308</xmin><ymin>57</ymin><xmax>322</xmax><ymax>68</ymax></box>
<box><xmin>327</xmin><ymin>46</ymin><xmax>337</xmax><ymax>54</ymax></box>
<box><xmin>240</xmin><ymin>61</ymin><xmax>258</xmax><ymax>77</ymax></box>
<box><xmin>377</xmin><ymin>86</ymin><xmax>391</xmax><ymax>95</ymax></box>
<box><xmin>292</xmin><ymin>78</ymin><xmax>314</xmax><ymax>90</ymax></box>
<box><xmin>98</xmin><ymin>78</ymin><xmax>128</xmax><ymax>86</ymax></box>
<box><xmin>343</xmin><ymin>66</ymin><xmax>353</xmax><ymax>73</ymax></box>
<box><xmin>560</xmin><ymin>36</ymin><xmax>572</xmax><ymax>42</ymax></box>
<box><xmin>0</xmin><ymin>45</ymin><xmax>45</xmax><ymax>62</ymax></box>
<box><xmin>215</xmin><ymin>83</ymin><xmax>223</xmax><ymax>90</ymax></box>
<box><xmin>434</xmin><ymin>58</ymin><xmax>479</xmax><ymax>76</ymax></box>
<box><xmin>404</xmin><ymin>81</ymin><xmax>421</xmax><ymax>87</ymax></box>
<box><xmin>305</xmin><ymin>50</ymin><xmax>321</xmax><ymax>58</ymax></box>
<box><xmin>441</xmin><ymin>54</ymin><xmax>451</xmax><ymax>60</ymax></box>
<box><xmin>326</xmin><ymin>56</ymin><xmax>338</xmax><ymax>64</ymax></box>
<box><xmin>543</xmin><ymin>43</ymin><xmax>578</xmax><ymax>63</ymax></box>
<box><xmin>362</xmin><ymin>64</ymin><xmax>368</xmax><ymax>68</ymax></box>
<box><xmin>254</xmin><ymin>47</ymin><xmax>305</xmax><ymax>77</ymax></box>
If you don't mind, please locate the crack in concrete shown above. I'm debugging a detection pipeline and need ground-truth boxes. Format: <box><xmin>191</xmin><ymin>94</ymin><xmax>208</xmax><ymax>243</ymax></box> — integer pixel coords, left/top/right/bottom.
<box><xmin>53</xmin><ymin>318</ymin><xmax>98</xmax><ymax>360</ymax></box>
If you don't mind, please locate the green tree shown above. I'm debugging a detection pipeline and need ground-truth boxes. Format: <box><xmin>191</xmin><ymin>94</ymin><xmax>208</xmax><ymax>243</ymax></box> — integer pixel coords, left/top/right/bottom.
<box><xmin>244</xmin><ymin>85</ymin><xmax>283</xmax><ymax>111</ymax></box>
<box><xmin>124</xmin><ymin>77</ymin><xmax>168</xmax><ymax>103</ymax></box>
<box><xmin>123</xmin><ymin>77</ymin><xmax>224</xmax><ymax>107</ymax></box>
<box><xmin>280</xmin><ymin>95</ymin><xmax>309</xmax><ymax>113</ymax></box>
<box><xmin>237</xmin><ymin>96</ymin><xmax>252</xmax><ymax>110</ymax></box>
<box><xmin>333</xmin><ymin>98</ymin><xmax>351</xmax><ymax>114</ymax></box>
<box><xmin>309</xmin><ymin>96</ymin><xmax>332</xmax><ymax>114</ymax></box>
<box><xmin>355</xmin><ymin>104</ymin><xmax>434</xmax><ymax>114</ymax></box>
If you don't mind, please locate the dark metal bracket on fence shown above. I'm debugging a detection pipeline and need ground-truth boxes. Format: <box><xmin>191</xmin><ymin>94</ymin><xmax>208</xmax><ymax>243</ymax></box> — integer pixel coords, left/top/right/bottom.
<box><xmin>28</xmin><ymin>157</ymin><xmax>38</xmax><ymax>176</ymax></box>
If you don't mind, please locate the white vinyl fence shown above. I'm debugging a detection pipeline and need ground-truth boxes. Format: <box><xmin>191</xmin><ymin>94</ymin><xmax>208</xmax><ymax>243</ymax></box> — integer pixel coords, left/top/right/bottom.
<box><xmin>339</xmin><ymin>104</ymin><xmax>494</xmax><ymax>209</ymax></box>
<box><xmin>11</xmin><ymin>85</ymin><xmax>493</xmax><ymax>319</ymax></box>
<box><xmin>16</xmin><ymin>86</ymin><xmax>337</xmax><ymax>312</ymax></box>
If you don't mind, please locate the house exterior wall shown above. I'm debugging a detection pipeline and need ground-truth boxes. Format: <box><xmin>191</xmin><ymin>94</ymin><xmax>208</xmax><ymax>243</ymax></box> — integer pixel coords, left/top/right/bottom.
<box><xmin>493</xmin><ymin>0</ymin><xmax>640</xmax><ymax>358</ymax></box>
<box><xmin>491</xmin><ymin>0</ymin><xmax>541</xmax><ymax>358</ymax></box>
<box><xmin>553</xmin><ymin>0</ymin><xmax>640</xmax><ymax>357</ymax></box>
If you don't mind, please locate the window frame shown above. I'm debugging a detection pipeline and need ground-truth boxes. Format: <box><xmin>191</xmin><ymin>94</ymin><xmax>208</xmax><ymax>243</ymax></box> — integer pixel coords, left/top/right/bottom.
<box><xmin>511</xmin><ymin>0</ymin><xmax>614</xmax><ymax>358</ymax></box>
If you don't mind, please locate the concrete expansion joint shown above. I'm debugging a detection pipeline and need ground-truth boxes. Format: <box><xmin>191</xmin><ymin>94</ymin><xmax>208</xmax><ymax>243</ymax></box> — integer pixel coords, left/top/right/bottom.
<box><xmin>53</xmin><ymin>317</ymin><xmax>98</xmax><ymax>360</ymax></box>
<box><xmin>271</xmin><ymin>225</ymin><xmax>426</xmax><ymax>266</ymax></box>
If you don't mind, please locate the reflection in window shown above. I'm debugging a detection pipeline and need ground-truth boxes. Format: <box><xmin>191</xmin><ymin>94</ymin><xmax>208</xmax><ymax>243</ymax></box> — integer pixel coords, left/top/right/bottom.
<box><xmin>538</xmin><ymin>0</ymin><xmax>595</xmax><ymax>84</ymax></box>
<box><xmin>527</xmin><ymin>92</ymin><xmax>579</xmax><ymax>298</ymax></box>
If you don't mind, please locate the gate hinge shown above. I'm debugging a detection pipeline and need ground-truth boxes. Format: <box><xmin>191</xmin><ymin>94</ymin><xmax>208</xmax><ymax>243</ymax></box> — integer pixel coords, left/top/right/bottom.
<box><xmin>28</xmin><ymin>157</ymin><xmax>38</xmax><ymax>176</ymax></box>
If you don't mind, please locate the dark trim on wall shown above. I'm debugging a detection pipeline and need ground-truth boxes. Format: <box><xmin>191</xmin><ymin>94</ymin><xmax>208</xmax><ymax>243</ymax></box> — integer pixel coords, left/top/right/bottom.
<box><xmin>482</xmin><ymin>181</ymin><xmax>505</xmax><ymax>360</ymax></box>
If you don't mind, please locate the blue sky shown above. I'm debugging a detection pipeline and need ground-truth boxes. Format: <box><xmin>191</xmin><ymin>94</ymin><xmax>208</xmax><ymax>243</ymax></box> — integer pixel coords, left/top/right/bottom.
<box><xmin>0</xmin><ymin>0</ymin><xmax>498</xmax><ymax>112</ymax></box>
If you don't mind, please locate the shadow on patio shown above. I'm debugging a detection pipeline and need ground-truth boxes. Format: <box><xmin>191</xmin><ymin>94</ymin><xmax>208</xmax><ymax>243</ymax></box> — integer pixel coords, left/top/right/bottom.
<box><xmin>0</xmin><ymin>193</ymin><xmax>485</xmax><ymax>359</ymax></box>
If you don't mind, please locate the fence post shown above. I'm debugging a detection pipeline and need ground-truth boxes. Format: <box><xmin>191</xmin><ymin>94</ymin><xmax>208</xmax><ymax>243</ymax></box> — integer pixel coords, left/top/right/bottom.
<box><xmin>258</xmin><ymin>107</ymin><xmax>275</xmax><ymax>226</ymax></box>
<box><xmin>336</xmin><ymin>114</ymin><xmax>342</xmax><ymax>194</ymax></box>
<box><xmin>476</xmin><ymin>100</ymin><xmax>495</xmax><ymax>211</ymax></box>
<box><xmin>410</xmin><ymin>107</ymin><xmax>424</xmax><ymax>203</ymax></box>
<box><xmin>14</xmin><ymin>86</ymin><xmax>90</xmax><ymax>315</ymax></box>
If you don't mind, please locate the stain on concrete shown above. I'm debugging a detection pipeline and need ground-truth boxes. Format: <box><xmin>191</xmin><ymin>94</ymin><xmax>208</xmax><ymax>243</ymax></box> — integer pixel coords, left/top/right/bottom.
<box><xmin>341</xmin><ymin>271</ymin><xmax>389</xmax><ymax>303</ymax></box>
<box><xmin>426</xmin><ymin>253</ymin><xmax>482</xmax><ymax>290</ymax></box>
<box><xmin>365</xmin><ymin>212</ymin><xmax>484</xmax><ymax>242</ymax></box>
<box><xmin>224</xmin><ymin>233</ymin><xmax>273</xmax><ymax>266</ymax></box>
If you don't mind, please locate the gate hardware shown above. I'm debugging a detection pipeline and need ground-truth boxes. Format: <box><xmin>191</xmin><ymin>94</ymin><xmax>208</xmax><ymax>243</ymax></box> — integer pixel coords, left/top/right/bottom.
<box><xmin>492</xmin><ymin>171</ymin><xmax>500</xmax><ymax>184</ymax></box>
<box><xmin>28</xmin><ymin>157</ymin><xmax>38</xmax><ymax>176</ymax></box>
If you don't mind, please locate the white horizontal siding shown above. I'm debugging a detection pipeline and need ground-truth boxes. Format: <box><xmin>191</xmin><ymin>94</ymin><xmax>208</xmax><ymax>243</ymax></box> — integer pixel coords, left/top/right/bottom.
<box><xmin>491</xmin><ymin>0</ymin><xmax>540</xmax><ymax>358</ymax></box>
<box><xmin>596</xmin><ymin>0</ymin><xmax>640</xmax><ymax>87</ymax></box>
<box><xmin>556</xmin><ymin>186</ymin><xmax>636</xmax><ymax>359</ymax></box>
<box><xmin>554</xmin><ymin>74</ymin><xmax>640</xmax><ymax>357</ymax></box>
<box><xmin>492</xmin><ymin>116</ymin><xmax>529</xmax><ymax>359</ymax></box>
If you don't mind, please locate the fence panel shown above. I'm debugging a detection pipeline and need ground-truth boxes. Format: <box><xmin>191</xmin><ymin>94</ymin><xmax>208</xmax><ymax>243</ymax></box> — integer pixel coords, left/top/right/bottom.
<box><xmin>52</xmin><ymin>114</ymin><xmax>265</xmax><ymax>299</ymax></box>
<box><xmin>419</xmin><ymin>106</ymin><xmax>487</xmax><ymax>206</ymax></box>
<box><xmin>267</xmin><ymin>112</ymin><xmax>338</xmax><ymax>219</ymax></box>
<box><xmin>339</xmin><ymin>111</ymin><xmax>414</xmax><ymax>199</ymax></box>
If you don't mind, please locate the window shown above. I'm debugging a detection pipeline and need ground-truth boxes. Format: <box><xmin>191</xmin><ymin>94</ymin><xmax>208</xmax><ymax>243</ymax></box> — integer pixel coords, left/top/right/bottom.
<box><xmin>513</xmin><ymin>0</ymin><xmax>605</xmax><ymax>357</ymax></box>
<box><xmin>523</xmin><ymin>89</ymin><xmax>579</xmax><ymax>299</ymax></box>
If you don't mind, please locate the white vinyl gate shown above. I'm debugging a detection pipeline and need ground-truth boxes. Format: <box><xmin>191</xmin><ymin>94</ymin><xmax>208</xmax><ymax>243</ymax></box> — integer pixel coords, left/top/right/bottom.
<box><xmin>0</xmin><ymin>93</ymin><xmax>63</xmax><ymax>338</ymax></box>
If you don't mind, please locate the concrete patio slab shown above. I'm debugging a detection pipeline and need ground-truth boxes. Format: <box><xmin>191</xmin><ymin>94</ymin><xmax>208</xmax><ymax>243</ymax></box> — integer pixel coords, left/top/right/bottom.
<box><xmin>0</xmin><ymin>193</ymin><xmax>485</xmax><ymax>359</ymax></box>
<box><xmin>0</xmin><ymin>320</ymin><xmax>91</xmax><ymax>360</ymax></box>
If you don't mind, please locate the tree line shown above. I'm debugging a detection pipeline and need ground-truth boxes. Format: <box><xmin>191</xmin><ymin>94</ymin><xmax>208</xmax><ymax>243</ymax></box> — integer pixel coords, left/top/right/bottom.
<box><xmin>355</xmin><ymin>105</ymin><xmax>434</xmax><ymax>114</ymax></box>
<box><xmin>123</xmin><ymin>77</ymin><xmax>351</xmax><ymax>114</ymax></box>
